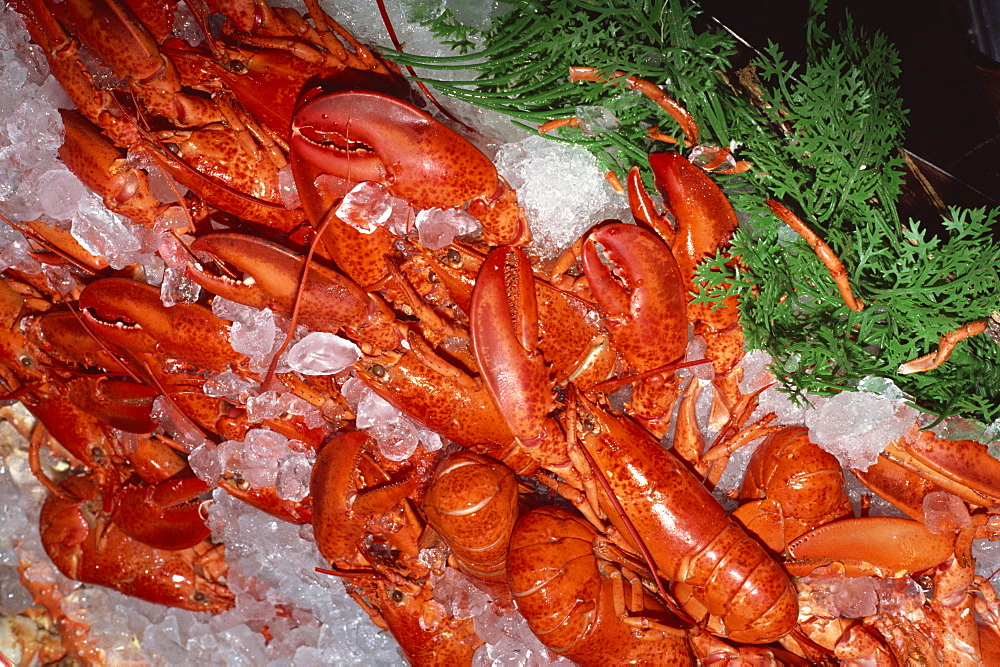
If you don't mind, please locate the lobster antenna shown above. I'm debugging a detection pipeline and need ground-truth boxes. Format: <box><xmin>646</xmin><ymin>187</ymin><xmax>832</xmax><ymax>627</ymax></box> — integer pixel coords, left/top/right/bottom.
<box><xmin>259</xmin><ymin>113</ymin><xmax>359</xmax><ymax>391</ymax></box>
<box><xmin>374</xmin><ymin>0</ymin><xmax>476</xmax><ymax>134</ymax></box>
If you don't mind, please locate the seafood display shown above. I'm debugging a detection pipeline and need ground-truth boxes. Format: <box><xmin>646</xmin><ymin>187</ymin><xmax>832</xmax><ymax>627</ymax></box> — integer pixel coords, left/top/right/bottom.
<box><xmin>1</xmin><ymin>0</ymin><xmax>999</xmax><ymax>665</ymax></box>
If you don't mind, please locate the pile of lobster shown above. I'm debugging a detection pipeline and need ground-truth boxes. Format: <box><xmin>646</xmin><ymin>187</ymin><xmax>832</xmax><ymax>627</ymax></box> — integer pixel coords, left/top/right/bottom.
<box><xmin>2</xmin><ymin>0</ymin><xmax>1000</xmax><ymax>664</ymax></box>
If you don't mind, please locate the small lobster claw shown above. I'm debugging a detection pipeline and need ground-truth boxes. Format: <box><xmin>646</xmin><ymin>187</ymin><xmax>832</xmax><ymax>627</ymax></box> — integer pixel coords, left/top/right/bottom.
<box><xmin>112</xmin><ymin>475</ymin><xmax>213</xmax><ymax>551</ymax></box>
<box><xmin>639</xmin><ymin>151</ymin><xmax>739</xmax><ymax>298</ymax></box>
<box><xmin>469</xmin><ymin>245</ymin><xmax>554</xmax><ymax>447</ymax></box>
<box><xmin>78</xmin><ymin>278</ymin><xmax>242</xmax><ymax>372</ymax></box>
<box><xmin>291</xmin><ymin>91</ymin><xmax>530</xmax><ymax>247</ymax></box>
<box><xmin>582</xmin><ymin>223</ymin><xmax>688</xmax><ymax>435</ymax></box>
<box><xmin>187</xmin><ymin>233</ymin><xmax>402</xmax><ymax>354</ymax></box>
<box><xmin>582</xmin><ymin>223</ymin><xmax>687</xmax><ymax>367</ymax></box>
<box><xmin>66</xmin><ymin>376</ymin><xmax>159</xmax><ymax>434</ymax></box>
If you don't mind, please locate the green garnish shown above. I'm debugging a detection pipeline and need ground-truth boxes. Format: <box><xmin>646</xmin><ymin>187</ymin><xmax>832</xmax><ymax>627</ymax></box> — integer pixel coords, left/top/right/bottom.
<box><xmin>384</xmin><ymin>0</ymin><xmax>1000</xmax><ymax>425</ymax></box>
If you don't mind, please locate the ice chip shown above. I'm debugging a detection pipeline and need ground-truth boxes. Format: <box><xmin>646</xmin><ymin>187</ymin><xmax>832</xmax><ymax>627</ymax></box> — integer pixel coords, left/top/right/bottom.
<box><xmin>922</xmin><ymin>491</ymin><xmax>971</xmax><ymax>533</ymax></box>
<box><xmin>189</xmin><ymin>443</ymin><xmax>221</xmax><ymax>483</ymax></box>
<box><xmin>287</xmin><ymin>332</ymin><xmax>361</xmax><ymax>375</ymax></box>
<box><xmin>574</xmin><ymin>105</ymin><xmax>620</xmax><ymax>135</ymax></box>
<box><xmin>204</xmin><ymin>370</ymin><xmax>258</xmax><ymax>401</ymax></box>
<box><xmin>71</xmin><ymin>197</ymin><xmax>142</xmax><ymax>269</ymax></box>
<box><xmin>857</xmin><ymin>375</ymin><xmax>904</xmax><ymax>401</ymax></box>
<box><xmin>804</xmin><ymin>390</ymin><xmax>918</xmax><ymax>470</ymax></box>
<box><xmin>37</xmin><ymin>168</ymin><xmax>91</xmax><ymax>221</ymax></box>
<box><xmin>335</xmin><ymin>181</ymin><xmax>394</xmax><ymax>233</ymax></box>
<box><xmin>414</xmin><ymin>207</ymin><xmax>479</xmax><ymax>249</ymax></box>
<box><xmin>246</xmin><ymin>391</ymin><xmax>285</xmax><ymax>422</ymax></box>
<box><xmin>277</xmin><ymin>164</ymin><xmax>301</xmax><ymax>209</ymax></box>
<box><xmin>228</xmin><ymin>307</ymin><xmax>279</xmax><ymax>358</ymax></box>
<box><xmin>494</xmin><ymin>134</ymin><xmax>628</xmax><ymax>257</ymax></box>
<box><xmin>276</xmin><ymin>455</ymin><xmax>313</xmax><ymax>501</ymax></box>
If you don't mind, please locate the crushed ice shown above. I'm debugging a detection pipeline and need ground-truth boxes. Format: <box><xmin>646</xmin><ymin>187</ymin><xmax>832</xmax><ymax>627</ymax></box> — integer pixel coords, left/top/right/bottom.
<box><xmin>342</xmin><ymin>377</ymin><xmax>443</xmax><ymax>461</ymax></box>
<box><xmin>494</xmin><ymin>134</ymin><xmax>629</xmax><ymax>258</ymax></box>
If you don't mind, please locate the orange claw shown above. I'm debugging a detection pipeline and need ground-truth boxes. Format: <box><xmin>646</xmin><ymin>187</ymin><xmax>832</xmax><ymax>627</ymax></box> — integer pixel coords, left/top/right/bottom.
<box><xmin>469</xmin><ymin>245</ymin><xmax>553</xmax><ymax>448</ymax></box>
<box><xmin>187</xmin><ymin>233</ymin><xmax>401</xmax><ymax>354</ymax></box>
<box><xmin>569</xmin><ymin>66</ymin><xmax>699</xmax><ymax>145</ymax></box>
<box><xmin>897</xmin><ymin>319</ymin><xmax>989</xmax><ymax>374</ymax></box>
<box><xmin>78</xmin><ymin>278</ymin><xmax>243</xmax><ymax>372</ymax></box>
<box><xmin>766</xmin><ymin>199</ymin><xmax>865</xmax><ymax>312</ymax></box>
<box><xmin>786</xmin><ymin>516</ymin><xmax>954</xmax><ymax>577</ymax></box>
<box><xmin>581</xmin><ymin>223</ymin><xmax>687</xmax><ymax>436</ymax></box>
<box><xmin>111</xmin><ymin>476</ymin><xmax>212</xmax><ymax>551</ymax></box>
<box><xmin>290</xmin><ymin>90</ymin><xmax>530</xmax><ymax>248</ymax></box>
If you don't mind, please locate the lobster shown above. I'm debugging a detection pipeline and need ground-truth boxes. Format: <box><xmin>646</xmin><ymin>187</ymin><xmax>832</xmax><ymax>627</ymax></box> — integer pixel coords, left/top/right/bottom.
<box><xmin>309</xmin><ymin>431</ymin><xmax>483</xmax><ymax>665</ymax></box>
<box><xmin>39</xmin><ymin>470</ymin><xmax>232</xmax><ymax>613</ymax></box>
<box><xmin>7</xmin><ymin>0</ymin><xmax>1000</xmax><ymax>663</ymax></box>
<box><xmin>506</xmin><ymin>505</ymin><xmax>693</xmax><ymax>665</ymax></box>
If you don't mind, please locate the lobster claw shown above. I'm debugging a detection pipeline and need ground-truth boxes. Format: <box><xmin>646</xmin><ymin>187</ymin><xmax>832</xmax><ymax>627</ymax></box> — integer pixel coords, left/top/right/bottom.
<box><xmin>78</xmin><ymin>278</ymin><xmax>243</xmax><ymax>372</ymax></box>
<box><xmin>66</xmin><ymin>376</ymin><xmax>159</xmax><ymax>433</ymax></box>
<box><xmin>854</xmin><ymin>430</ymin><xmax>1000</xmax><ymax>521</ymax></box>
<box><xmin>786</xmin><ymin>516</ymin><xmax>955</xmax><ymax>577</ymax></box>
<box><xmin>291</xmin><ymin>91</ymin><xmax>530</xmax><ymax>247</ymax></box>
<box><xmin>58</xmin><ymin>109</ymin><xmax>165</xmax><ymax>227</ymax></box>
<box><xmin>582</xmin><ymin>223</ymin><xmax>687</xmax><ymax>435</ymax></box>
<box><xmin>469</xmin><ymin>246</ymin><xmax>554</xmax><ymax>447</ymax></box>
<box><xmin>111</xmin><ymin>476</ymin><xmax>213</xmax><ymax>551</ymax></box>
<box><xmin>187</xmin><ymin>233</ymin><xmax>402</xmax><ymax>353</ymax></box>
<box><xmin>582</xmin><ymin>224</ymin><xmax>688</xmax><ymax>368</ymax></box>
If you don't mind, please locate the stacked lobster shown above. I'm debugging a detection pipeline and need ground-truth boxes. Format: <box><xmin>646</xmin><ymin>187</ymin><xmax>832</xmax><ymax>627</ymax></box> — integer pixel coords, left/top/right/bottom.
<box><xmin>3</xmin><ymin>0</ymin><xmax>1000</xmax><ymax>664</ymax></box>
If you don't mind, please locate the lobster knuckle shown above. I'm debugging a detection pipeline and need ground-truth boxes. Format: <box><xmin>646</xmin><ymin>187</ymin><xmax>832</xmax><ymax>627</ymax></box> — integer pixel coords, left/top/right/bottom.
<box><xmin>422</xmin><ymin>451</ymin><xmax>518</xmax><ymax>581</ymax></box>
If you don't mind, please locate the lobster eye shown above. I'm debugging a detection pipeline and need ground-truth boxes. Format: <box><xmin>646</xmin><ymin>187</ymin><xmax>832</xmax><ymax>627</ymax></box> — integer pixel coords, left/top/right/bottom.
<box><xmin>225</xmin><ymin>60</ymin><xmax>247</xmax><ymax>75</ymax></box>
<box><xmin>368</xmin><ymin>364</ymin><xmax>387</xmax><ymax>380</ymax></box>
<box><xmin>442</xmin><ymin>249</ymin><xmax>462</xmax><ymax>268</ymax></box>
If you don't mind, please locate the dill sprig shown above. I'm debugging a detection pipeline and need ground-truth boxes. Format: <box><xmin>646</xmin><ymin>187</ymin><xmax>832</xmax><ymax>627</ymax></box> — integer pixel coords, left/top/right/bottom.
<box><xmin>388</xmin><ymin>0</ymin><xmax>1000</xmax><ymax>424</ymax></box>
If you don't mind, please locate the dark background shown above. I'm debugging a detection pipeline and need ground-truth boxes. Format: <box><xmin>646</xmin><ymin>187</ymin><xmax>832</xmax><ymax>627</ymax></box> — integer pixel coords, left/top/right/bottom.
<box><xmin>699</xmin><ymin>0</ymin><xmax>1000</xmax><ymax>210</ymax></box>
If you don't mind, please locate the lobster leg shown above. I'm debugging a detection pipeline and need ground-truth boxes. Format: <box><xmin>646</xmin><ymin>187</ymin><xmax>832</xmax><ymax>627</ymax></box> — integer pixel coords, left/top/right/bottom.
<box><xmin>766</xmin><ymin>199</ymin><xmax>864</xmax><ymax>312</ymax></box>
<box><xmin>897</xmin><ymin>319</ymin><xmax>990</xmax><ymax>374</ymax></box>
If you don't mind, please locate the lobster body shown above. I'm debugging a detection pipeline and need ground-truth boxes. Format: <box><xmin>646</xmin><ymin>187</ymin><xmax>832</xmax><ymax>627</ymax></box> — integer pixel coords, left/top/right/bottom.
<box><xmin>577</xmin><ymin>398</ymin><xmax>798</xmax><ymax>644</ymax></box>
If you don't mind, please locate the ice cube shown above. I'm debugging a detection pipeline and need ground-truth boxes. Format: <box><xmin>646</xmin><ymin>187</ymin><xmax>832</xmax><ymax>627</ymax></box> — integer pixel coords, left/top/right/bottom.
<box><xmin>287</xmin><ymin>331</ymin><xmax>361</xmax><ymax>375</ymax></box>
